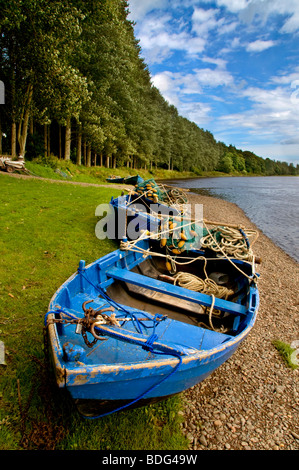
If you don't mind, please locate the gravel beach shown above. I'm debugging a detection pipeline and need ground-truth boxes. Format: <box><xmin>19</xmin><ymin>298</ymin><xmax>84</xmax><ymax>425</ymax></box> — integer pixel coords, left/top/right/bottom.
<box><xmin>181</xmin><ymin>192</ymin><xmax>299</xmax><ymax>451</ymax></box>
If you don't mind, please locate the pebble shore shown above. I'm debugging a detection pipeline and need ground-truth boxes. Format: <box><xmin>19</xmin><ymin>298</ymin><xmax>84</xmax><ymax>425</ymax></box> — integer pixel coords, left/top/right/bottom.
<box><xmin>181</xmin><ymin>193</ymin><xmax>299</xmax><ymax>451</ymax></box>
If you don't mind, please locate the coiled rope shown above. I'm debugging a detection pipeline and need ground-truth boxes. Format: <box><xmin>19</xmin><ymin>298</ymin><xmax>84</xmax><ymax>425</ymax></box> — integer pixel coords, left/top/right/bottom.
<box><xmin>201</xmin><ymin>223</ymin><xmax>258</xmax><ymax>262</ymax></box>
<box><xmin>173</xmin><ymin>272</ymin><xmax>234</xmax><ymax>300</ymax></box>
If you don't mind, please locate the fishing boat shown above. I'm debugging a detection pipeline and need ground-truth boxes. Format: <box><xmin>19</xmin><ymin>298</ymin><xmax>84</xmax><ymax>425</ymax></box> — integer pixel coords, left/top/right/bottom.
<box><xmin>124</xmin><ymin>174</ymin><xmax>144</xmax><ymax>185</ymax></box>
<box><xmin>45</xmin><ymin>235</ymin><xmax>259</xmax><ymax>418</ymax></box>
<box><xmin>106</xmin><ymin>176</ymin><xmax>124</xmax><ymax>184</ymax></box>
<box><xmin>109</xmin><ymin>193</ymin><xmax>181</xmax><ymax>241</ymax></box>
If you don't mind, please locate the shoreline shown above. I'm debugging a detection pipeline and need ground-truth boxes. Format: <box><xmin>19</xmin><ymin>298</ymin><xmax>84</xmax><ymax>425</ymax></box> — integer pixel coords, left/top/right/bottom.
<box><xmin>182</xmin><ymin>192</ymin><xmax>299</xmax><ymax>450</ymax></box>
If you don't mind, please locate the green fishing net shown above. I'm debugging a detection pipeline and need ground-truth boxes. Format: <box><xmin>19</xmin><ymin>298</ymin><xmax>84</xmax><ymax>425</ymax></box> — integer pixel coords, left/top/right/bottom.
<box><xmin>135</xmin><ymin>179</ymin><xmax>165</xmax><ymax>203</ymax></box>
<box><xmin>159</xmin><ymin>215</ymin><xmax>208</xmax><ymax>254</ymax></box>
<box><xmin>135</xmin><ymin>179</ymin><xmax>188</xmax><ymax>204</ymax></box>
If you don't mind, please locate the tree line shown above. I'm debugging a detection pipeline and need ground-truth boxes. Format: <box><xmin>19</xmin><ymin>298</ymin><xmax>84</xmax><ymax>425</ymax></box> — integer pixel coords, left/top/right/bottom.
<box><xmin>0</xmin><ymin>0</ymin><xmax>297</xmax><ymax>176</ymax></box>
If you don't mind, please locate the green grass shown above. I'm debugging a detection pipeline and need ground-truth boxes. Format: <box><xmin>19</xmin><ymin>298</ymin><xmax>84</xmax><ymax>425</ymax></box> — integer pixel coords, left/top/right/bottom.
<box><xmin>25</xmin><ymin>157</ymin><xmax>215</xmax><ymax>184</ymax></box>
<box><xmin>272</xmin><ymin>340</ymin><xmax>298</xmax><ymax>370</ymax></box>
<box><xmin>0</xmin><ymin>174</ymin><xmax>188</xmax><ymax>450</ymax></box>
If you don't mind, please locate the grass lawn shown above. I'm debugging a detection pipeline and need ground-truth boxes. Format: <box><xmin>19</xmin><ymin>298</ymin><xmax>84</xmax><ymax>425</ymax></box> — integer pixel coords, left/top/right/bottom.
<box><xmin>0</xmin><ymin>174</ymin><xmax>187</xmax><ymax>450</ymax></box>
<box><xmin>25</xmin><ymin>158</ymin><xmax>206</xmax><ymax>184</ymax></box>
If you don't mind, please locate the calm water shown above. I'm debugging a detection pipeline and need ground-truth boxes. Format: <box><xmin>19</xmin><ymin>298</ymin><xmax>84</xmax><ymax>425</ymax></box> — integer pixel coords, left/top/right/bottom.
<box><xmin>166</xmin><ymin>176</ymin><xmax>299</xmax><ymax>263</ymax></box>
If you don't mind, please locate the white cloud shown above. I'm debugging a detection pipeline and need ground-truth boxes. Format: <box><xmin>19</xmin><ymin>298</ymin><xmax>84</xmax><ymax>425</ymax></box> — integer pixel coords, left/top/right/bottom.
<box><xmin>127</xmin><ymin>0</ymin><xmax>168</xmax><ymax>21</ymax></box>
<box><xmin>270</xmin><ymin>67</ymin><xmax>299</xmax><ymax>85</ymax></box>
<box><xmin>152</xmin><ymin>66</ymin><xmax>234</xmax><ymax>98</ymax></box>
<box><xmin>244</xmin><ymin>144</ymin><xmax>299</xmax><ymax>163</ymax></box>
<box><xmin>281</xmin><ymin>9</ymin><xmax>299</xmax><ymax>34</ymax></box>
<box><xmin>216</xmin><ymin>0</ymin><xmax>250</xmax><ymax>13</ymax></box>
<box><xmin>194</xmin><ymin>68</ymin><xmax>234</xmax><ymax>87</ymax></box>
<box><xmin>238</xmin><ymin>0</ymin><xmax>299</xmax><ymax>34</ymax></box>
<box><xmin>246</xmin><ymin>39</ymin><xmax>277</xmax><ymax>52</ymax></box>
<box><xmin>151</xmin><ymin>65</ymin><xmax>235</xmax><ymax>128</ymax></box>
<box><xmin>151</xmin><ymin>72</ymin><xmax>182</xmax><ymax>106</ymax></box>
<box><xmin>136</xmin><ymin>12</ymin><xmax>206</xmax><ymax>64</ymax></box>
<box><xmin>218</xmin><ymin>84</ymin><xmax>299</xmax><ymax>145</ymax></box>
<box><xmin>180</xmin><ymin>102</ymin><xmax>213</xmax><ymax>126</ymax></box>
<box><xmin>201</xmin><ymin>57</ymin><xmax>228</xmax><ymax>69</ymax></box>
<box><xmin>192</xmin><ymin>7</ymin><xmax>220</xmax><ymax>36</ymax></box>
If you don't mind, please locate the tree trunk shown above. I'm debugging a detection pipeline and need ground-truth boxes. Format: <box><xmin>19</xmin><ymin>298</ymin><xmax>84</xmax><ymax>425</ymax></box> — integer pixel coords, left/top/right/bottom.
<box><xmin>44</xmin><ymin>125</ymin><xmax>48</xmax><ymax>157</ymax></box>
<box><xmin>106</xmin><ymin>155</ymin><xmax>110</xmax><ymax>168</ymax></box>
<box><xmin>47</xmin><ymin>125</ymin><xmax>50</xmax><ymax>156</ymax></box>
<box><xmin>76</xmin><ymin>126</ymin><xmax>82</xmax><ymax>165</ymax></box>
<box><xmin>86</xmin><ymin>145</ymin><xmax>91</xmax><ymax>167</ymax></box>
<box><xmin>11</xmin><ymin>122</ymin><xmax>17</xmax><ymax>158</ymax></box>
<box><xmin>83</xmin><ymin>140</ymin><xmax>86</xmax><ymax>165</ymax></box>
<box><xmin>99</xmin><ymin>153</ymin><xmax>103</xmax><ymax>166</ymax></box>
<box><xmin>64</xmin><ymin>117</ymin><xmax>71</xmax><ymax>160</ymax></box>
<box><xmin>94</xmin><ymin>153</ymin><xmax>97</xmax><ymax>166</ymax></box>
<box><xmin>58</xmin><ymin>125</ymin><xmax>62</xmax><ymax>159</ymax></box>
<box><xmin>11</xmin><ymin>47</ymin><xmax>17</xmax><ymax>159</ymax></box>
<box><xmin>17</xmin><ymin>83</ymin><xmax>33</xmax><ymax>157</ymax></box>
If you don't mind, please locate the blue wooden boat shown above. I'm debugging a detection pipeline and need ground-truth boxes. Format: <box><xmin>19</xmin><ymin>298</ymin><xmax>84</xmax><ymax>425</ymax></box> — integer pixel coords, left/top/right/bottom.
<box><xmin>109</xmin><ymin>193</ymin><xmax>181</xmax><ymax>241</ymax></box>
<box><xmin>45</xmin><ymin>238</ymin><xmax>259</xmax><ymax>418</ymax></box>
<box><xmin>106</xmin><ymin>176</ymin><xmax>124</xmax><ymax>184</ymax></box>
<box><xmin>124</xmin><ymin>174</ymin><xmax>144</xmax><ymax>185</ymax></box>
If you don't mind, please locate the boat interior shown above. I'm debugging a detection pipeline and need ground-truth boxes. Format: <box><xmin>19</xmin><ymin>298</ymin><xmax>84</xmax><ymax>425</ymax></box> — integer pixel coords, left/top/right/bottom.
<box><xmin>104</xmin><ymin>240</ymin><xmax>255</xmax><ymax>336</ymax></box>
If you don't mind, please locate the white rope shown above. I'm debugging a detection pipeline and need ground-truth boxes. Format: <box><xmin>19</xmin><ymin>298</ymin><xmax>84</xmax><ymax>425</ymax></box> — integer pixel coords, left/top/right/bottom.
<box><xmin>201</xmin><ymin>222</ymin><xmax>258</xmax><ymax>262</ymax></box>
<box><xmin>173</xmin><ymin>272</ymin><xmax>234</xmax><ymax>300</ymax></box>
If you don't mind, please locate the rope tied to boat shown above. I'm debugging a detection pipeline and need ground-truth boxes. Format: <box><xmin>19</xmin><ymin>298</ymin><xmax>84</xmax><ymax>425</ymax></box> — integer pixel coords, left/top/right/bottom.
<box><xmin>45</xmin><ymin>302</ymin><xmax>183</xmax><ymax>420</ymax></box>
<box><xmin>173</xmin><ymin>272</ymin><xmax>234</xmax><ymax>300</ymax></box>
<box><xmin>142</xmin><ymin>333</ymin><xmax>159</xmax><ymax>353</ymax></box>
<box><xmin>200</xmin><ymin>223</ymin><xmax>258</xmax><ymax>262</ymax></box>
<box><xmin>80</xmin><ymin>300</ymin><xmax>121</xmax><ymax>347</ymax></box>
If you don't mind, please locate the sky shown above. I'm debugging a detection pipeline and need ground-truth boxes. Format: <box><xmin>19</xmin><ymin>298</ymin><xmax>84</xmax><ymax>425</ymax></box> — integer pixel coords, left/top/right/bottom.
<box><xmin>127</xmin><ymin>0</ymin><xmax>299</xmax><ymax>166</ymax></box>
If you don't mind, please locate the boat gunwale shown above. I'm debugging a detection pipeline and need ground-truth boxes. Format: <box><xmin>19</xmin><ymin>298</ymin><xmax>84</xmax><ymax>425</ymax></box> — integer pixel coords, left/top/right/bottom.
<box><xmin>46</xmin><ymin>246</ymin><xmax>258</xmax><ymax>384</ymax></box>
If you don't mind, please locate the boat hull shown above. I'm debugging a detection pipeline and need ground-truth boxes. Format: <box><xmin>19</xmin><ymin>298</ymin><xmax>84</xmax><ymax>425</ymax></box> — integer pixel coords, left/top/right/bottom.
<box><xmin>48</xmin><ymin>322</ymin><xmax>240</xmax><ymax>397</ymax></box>
<box><xmin>70</xmin><ymin>346</ymin><xmax>238</xmax><ymax>417</ymax></box>
<box><xmin>106</xmin><ymin>177</ymin><xmax>124</xmax><ymax>183</ymax></box>
<box><xmin>46</xmin><ymin>239</ymin><xmax>258</xmax><ymax>417</ymax></box>
<box><xmin>124</xmin><ymin>175</ymin><xmax>144</xmax><ymax>185</ymax></box>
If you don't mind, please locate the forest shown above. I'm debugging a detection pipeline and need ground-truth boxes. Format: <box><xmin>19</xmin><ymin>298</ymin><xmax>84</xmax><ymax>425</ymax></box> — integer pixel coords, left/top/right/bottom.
<box><xmin>0</xmin><ymin>0</ymin><xmax>298</xmax><ymax>176</ymax></box>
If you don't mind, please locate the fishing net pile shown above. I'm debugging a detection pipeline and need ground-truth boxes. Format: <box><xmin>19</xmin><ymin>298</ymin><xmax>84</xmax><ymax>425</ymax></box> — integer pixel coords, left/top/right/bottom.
<box><xmin>128</xmin><ymin>179</ymin><xmax>258</xmax><ymax>264</ymax></box>
<box><xmin>134</xmin><ymin>179</ymin><xmax>188</xmax><ymax>205</ymax></box>
<box><xmin>159</xmin><ymin>215</ymin><xmax>205</xmax><ymax>255</ymax></box>
<box><xmin>158</xmin><ymin>215</ymin><xmax>257</xmax><ymax>263</ymax></box>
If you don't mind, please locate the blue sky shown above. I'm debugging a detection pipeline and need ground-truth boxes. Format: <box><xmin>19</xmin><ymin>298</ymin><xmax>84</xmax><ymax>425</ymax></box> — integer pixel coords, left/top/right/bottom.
<box><xmin>127</xmin><ymin>0</ymin><xmax>299</xmax><ymax>165</ymax></box>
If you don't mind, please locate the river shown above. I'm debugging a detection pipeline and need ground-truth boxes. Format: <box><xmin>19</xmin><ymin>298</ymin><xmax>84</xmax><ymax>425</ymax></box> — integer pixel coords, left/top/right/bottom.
<box><xmin>165</xmin><ymin>176</ymin><xmax>299</xmax><ymax>263</ymax></box>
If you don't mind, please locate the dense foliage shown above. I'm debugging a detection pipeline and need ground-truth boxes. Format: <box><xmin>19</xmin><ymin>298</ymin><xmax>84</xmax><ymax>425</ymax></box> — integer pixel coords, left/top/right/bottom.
<box><xmin>0</xmin><ymin>0</ymin><xmax>297</xmax><ymax>175</ymax></box>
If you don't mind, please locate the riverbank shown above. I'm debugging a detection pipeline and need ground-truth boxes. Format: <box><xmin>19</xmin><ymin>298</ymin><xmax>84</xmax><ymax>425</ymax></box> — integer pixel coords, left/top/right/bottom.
<box><xmin>182</xmin><ymin>192</ymin><xmax>299</xmax><ymax>450</ymax></box>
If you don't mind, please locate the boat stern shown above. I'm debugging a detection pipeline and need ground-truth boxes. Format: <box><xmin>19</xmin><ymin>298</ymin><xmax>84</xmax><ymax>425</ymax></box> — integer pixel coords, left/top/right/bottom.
<box><xmin>46</xmin><ymin>313</ymin><xmax>66</xmax><ymax>388</ymax></box>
